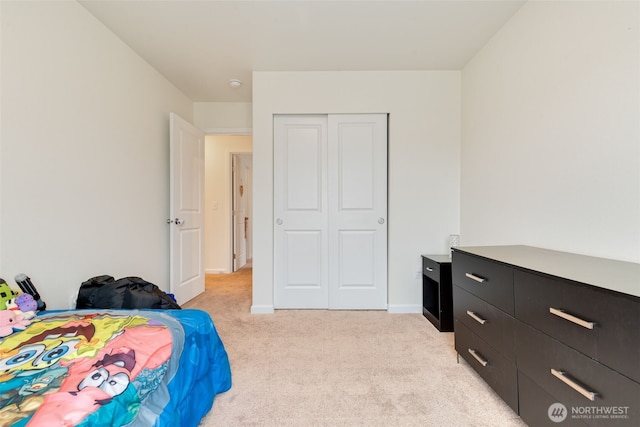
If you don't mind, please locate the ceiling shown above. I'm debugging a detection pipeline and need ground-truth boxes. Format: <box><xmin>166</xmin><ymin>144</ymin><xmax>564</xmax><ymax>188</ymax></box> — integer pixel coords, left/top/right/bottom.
<box><xmin>79</xmin><ymin>0</ymin><xmax>526</xmax><ymax>102</ymax></box>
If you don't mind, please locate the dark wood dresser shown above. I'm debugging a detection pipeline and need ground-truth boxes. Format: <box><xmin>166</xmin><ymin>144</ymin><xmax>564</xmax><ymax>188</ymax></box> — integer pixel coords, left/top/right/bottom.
<box><xmin>452</xmin><ymin>245</ymin><xmax>640</xmax><ymax>426</ymax></box>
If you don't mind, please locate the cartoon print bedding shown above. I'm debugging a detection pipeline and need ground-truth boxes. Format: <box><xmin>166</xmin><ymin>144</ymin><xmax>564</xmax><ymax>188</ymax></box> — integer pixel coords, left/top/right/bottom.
<box><xmin>0</xmin><ymin>309</ymin><xmax>231</xmax><ymax>426</ymax></box>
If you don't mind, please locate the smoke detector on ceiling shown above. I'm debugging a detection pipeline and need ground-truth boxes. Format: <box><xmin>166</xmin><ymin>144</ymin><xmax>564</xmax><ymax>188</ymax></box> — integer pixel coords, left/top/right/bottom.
<box><xmin>229</xmin><ymin>79</ymin><xmax>242</xmax><ymax>88</ymax></box>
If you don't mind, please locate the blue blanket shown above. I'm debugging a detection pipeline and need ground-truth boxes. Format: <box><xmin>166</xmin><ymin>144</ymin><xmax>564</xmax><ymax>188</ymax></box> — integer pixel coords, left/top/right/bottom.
<box><xmin>0</xmin><ymin>309</ymin><xmax>231</xmax><ymax>426</ymax></box>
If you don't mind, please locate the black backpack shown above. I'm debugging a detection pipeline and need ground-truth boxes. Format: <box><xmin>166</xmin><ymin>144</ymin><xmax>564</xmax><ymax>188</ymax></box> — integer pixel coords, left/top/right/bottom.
<box><xmin>76</xmin><ymin>275</ymin><xmax>181</xmax><ymax>310</ymax></box>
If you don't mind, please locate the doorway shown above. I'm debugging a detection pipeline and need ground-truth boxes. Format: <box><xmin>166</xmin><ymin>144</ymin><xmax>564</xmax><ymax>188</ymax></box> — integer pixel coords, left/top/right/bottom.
<box><xmin>204</xmin><ymin>135</ymin><xmax>253</xmax><ymax>274</ymax></box>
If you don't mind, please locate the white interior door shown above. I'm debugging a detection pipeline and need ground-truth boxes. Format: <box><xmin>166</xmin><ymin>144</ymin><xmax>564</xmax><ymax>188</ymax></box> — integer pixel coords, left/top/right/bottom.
<box><xmin>233</xmin><ymin>154</ymin><xmax>247</xmax><ymax>271</ymax></box>
<box><xmin>169</xmin><ymin>113</ymin><xmax>205</xmax><ymax>305</ymax></box>
<box><xmin>242</xmin><ymin>156</ymin><xmax>253</xmax><ymax>261</ymax></box>
<box><xmin>328</xmin><ymin>114</ymin><xmax>387</xmax><ymax>309</ymax></box>
<box><xmin>274</xmin><ymin>114</ymin><xmax>388</xmax><ymax>310</ymax></box>
<box><xmin>274</xmin><ymin>115</ymin><xmax>329</xmax><ymax>308</ymax></box>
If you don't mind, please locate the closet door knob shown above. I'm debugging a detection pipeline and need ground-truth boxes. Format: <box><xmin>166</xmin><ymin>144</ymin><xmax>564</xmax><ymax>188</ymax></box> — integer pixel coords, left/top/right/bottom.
<box><xmin>378</xmin><ymin>218</ymin><xmax>385</xmax><ymax>224</ymax></box>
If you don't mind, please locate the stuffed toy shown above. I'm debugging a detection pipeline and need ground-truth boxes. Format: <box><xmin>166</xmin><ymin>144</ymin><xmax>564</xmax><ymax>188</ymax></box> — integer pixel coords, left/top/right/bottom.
<box><xmin>0</xmin><ymin>280</ymin><xmax>20</xmax><ymax>310</ymax></box>
<box><xmin>6</xmin><ymin>297</ymin><xmax>37</xmax><ymax>322</ymax></box>
<box><xmin>0</xmin><ymin>309</ymin><xmax>31</xmax><ymax>337</ymax></box>
<box><xmin>15</xmin><ymin>293</ymin><xmax>37</xmax><ymax>313</ymax></box>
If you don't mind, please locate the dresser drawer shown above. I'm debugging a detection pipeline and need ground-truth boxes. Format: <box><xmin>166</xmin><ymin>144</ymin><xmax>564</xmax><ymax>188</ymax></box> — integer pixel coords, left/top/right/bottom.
<box><xmin>453</xmin><ymin>285</ymin><xmax>515</xmax><ymax>359</ymax></box>
<box><xmin>516</xmin><ymin>322</ymin><xmax>640</xmax><ymax>425</ymax></box>
<box><xmin>422</xmin><ymin>256</ymin><xmax>441</xmax><ymax>282</ymax></box>
<box><xmin>454</xmin><ymin>319</ymin><xmax>518</xmax><ymax>413</ymax></box>
<box><xmin>514</xmin><ymin>269</ymin><xmax>640</xmax><ymax>383</ymax></box>
<box><xmin>518</xmin><ymin>372</ymin><xmax>589</xmax><ymax>427</ymax></box>
<box><xmin>452</xmin><ymin>251</ymin><xmax>514</xmax><ymax>314</ymax></box>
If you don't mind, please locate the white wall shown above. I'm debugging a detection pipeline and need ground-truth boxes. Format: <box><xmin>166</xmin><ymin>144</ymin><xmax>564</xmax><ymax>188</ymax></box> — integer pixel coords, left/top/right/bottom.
<box><xmin>194</xmin><ymin>102</ymin><xmax>252</xmax><ymax>133</ymax></box>
<box><xmin>204</xmin><ymin>135</ymin><xmax>252</xmax><ymax>273</ymax></box>
<box><xmin>252</xmin><ymin>71</ymin><xmax>461</xmax><ymax>313</ymax></box>
<box><xmin>0</xmin><ymin>1</ymin><xmax>193</xmax><ymax>308</ymax></box>
<box><xmin>461</xmin><ymin>0</ymin><xmax>640</xmax><ymax>263</ymax></box>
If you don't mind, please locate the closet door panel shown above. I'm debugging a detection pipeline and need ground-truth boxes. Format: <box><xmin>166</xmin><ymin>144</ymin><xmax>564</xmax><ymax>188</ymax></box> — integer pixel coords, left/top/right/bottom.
<box><xmin>274</xmin><ymin>115</ymin><xmax>329</xmax><ymax>308</ymax></box>
<box><xmin>328</xmin><ymin>114</ymin><xmax>388</xmax><ymax>309</ymax></box>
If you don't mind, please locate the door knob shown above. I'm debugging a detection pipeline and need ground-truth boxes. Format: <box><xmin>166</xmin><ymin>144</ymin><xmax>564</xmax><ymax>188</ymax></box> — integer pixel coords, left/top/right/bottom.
<box><xmin>276</xmin><ymin>218</ymin><xmax>283</xmax><ymax>225</ymax></box>
<box><xmin>175</xmin><ymin>218</ymin><xmax>185</xmax><ymax>225</ymax></box>
<box><xmin>378</xmin><ymin>218</ymin><xmax>385</xmax><ymax>224</ymax></box>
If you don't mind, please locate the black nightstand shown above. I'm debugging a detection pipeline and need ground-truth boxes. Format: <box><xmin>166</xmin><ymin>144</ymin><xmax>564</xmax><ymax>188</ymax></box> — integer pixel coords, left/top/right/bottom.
<box><xmin>422</xmin><ymin>254</ymin><xmax>453</xmax><ymax>332</ymax></box>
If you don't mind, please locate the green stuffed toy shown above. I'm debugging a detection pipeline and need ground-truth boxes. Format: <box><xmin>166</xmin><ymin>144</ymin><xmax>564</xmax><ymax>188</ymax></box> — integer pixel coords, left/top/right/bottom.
<box><xmin>0</xmin><ymin>278</ymin><xmax>20</xmax><ymax>310</ymax></box>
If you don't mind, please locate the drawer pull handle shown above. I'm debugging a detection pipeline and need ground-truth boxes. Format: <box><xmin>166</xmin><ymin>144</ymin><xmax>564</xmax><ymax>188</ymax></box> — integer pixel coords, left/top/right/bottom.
<box><xmin>465</xmin><ymin>273</ymin><xmax>486</xmax><ymax>283</ymax></box>
<box><xmin>425</xmin><ymin>267</ymin><xmax>434</xmax><ymax>272</ymax></box>
<box><xmin>549</xmin><ymin>307</ymin><xmax>595</xmax><ymax>330</ymax></box>
<box><xmin>466</xmin><ymin>310</ymin><xmax>487</xmax><ymax>325</ymax></box>
<box><xmin>551</xmin><ymin>369</ymin><xmax>597</xmax><ymax>401</ymax></box>
<box><xmin>467</xmin><ymin>348</ymin><xmax>488</xmax><ymax>367</ymax></box>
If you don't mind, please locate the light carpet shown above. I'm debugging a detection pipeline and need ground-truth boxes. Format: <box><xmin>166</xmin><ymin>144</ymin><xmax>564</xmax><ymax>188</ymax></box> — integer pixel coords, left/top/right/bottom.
<box><xmin>185</xmin><ymin>265</ymin><xmax>526</xmax><ymax>426</ymax></box>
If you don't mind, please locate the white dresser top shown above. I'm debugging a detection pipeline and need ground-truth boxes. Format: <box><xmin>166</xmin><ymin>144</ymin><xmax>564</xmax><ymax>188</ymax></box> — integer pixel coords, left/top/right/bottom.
<box><xmin>454</xmin><ymin>245</ymin><xmax>640</xmax><ymax>298</ymax></box>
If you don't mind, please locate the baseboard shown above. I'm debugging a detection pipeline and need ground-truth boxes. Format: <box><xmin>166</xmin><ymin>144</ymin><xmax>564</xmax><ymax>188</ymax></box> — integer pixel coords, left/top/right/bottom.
<box><xmin>251</xmin><ymin>305</ymin><xmax>274</xmax><ymax>314</ymax></box>
<box><xmin>205</xmin><ymin>268</ymin><xmax>228</xmax><ymax>274</ymax></box>
<box><xmin>387</xmin><ymin>304</ymin><xmax>422</xmax><ymax>314</ymax></box>
<box><xmin>250</xmin><ymin>304</ymin><xmax>419</xmax><ymax>314</ymax></box>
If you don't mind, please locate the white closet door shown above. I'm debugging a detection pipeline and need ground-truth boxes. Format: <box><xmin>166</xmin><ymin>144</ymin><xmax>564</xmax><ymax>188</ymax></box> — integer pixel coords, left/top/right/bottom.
<box><xmin>328</xmin><ymin>114</ymin><xmax>387</xmax><ymax>309</ymax></box>
<box><xmin>274</xmin><ymin>114</ymin><xmax>387</xmax><ymax>310</ymax></box>
<box><xmin>274</xmin><ymin>115</ymin><xmax>329</xmax><ymax>308</ymax></box>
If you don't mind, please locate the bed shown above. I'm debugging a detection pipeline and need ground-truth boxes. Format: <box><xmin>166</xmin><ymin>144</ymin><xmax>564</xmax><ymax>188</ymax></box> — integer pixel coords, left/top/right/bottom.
<box><xmin>0</xmin><ymin>308</ymin><xmax>232</xmax><ymax>426</ymax></box>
